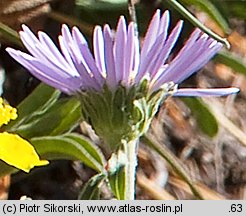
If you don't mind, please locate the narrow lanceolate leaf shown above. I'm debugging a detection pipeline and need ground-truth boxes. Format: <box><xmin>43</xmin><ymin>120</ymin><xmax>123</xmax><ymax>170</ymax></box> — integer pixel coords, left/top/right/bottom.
<box><xmin>180</xmin><ymin>0</ymin><xmax>230</xmax><ymax>33</ymax></box>
<box><xmin>108</xmin><ymin>166</ymin><xmax>125</xmax><ymax>200</ymax></box>
<box><xmin>11</xmin><ymin>98</ymin><xmax>81</xmax><ymax>138</ymax></box>
<box><xmin>107</xmin><ymin>150</ymin><xmax>127</xmax><ymax>200</ymax></box>
<box><xmin>78</xmin><ymin>173</ymin><xmax>106</xmax><ymax>200</ymax></box>
<box><xmin>214</xmin><ymin>51</ymin><xmax>246</xmax><ymax>76</ymax></box>
<box><xmin>182</xmin><ymin>97</ymin><xmax>218</xmax><ymax>137</ymax></box>
<box><xmin>64</xmin><ymin>133</ymin><xmax>106</xmax><ymax>168</ymax></box>
<box><xmin>5</xmin><ymin>83</ymin><xmax>60</xmax><ymax>131</ymax></box>
<box><xmin>31</xmin><ymin>133</ymin><xmax>105</xmax><ymax>172</ymax></box>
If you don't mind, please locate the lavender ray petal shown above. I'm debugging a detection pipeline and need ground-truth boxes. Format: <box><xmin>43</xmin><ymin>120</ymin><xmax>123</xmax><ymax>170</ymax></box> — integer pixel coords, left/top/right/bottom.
<box><xmin>131</xmin><ymin>35</ymin><xmax>140</xmax><ymax>82</ymax></box>
<box><xmin>140</xmin><ymin>10</ymin><xmax>160</xmax><ymax>61</ymax></box>
<box><xmin>16</xmin><ymin>51</ymin><xmax>78</xmax><ymax>85</ymax></box>
<box><xmin>38</xmin><ymin>31</ymin><xmax>74</xmax><ymax>72</ymax></box>
<box><xmin>72</xmin><ymin>26</ymin><xmax>92</xmax><ymax>71</ymax></box>
<box><xmin>61</xmin><ymin>24</ymin><xmax>74</xmax><ymax>44</ymax></box>
<box><xmin>58</xmin><ymin>36</ymin><xmax>100</xmax><ymax>90</ymax></box>
<box><xmin>176</xmin><ymin>42</ymin><xmax>222</xmax><ymax>83</ymax></box>
<box><xmin>123</xmin><ymin>22</ymin><xmax>135</xmax><ymax>86</ymax></box>
<box><xmin>174</xmin><ymin>88</ymin><xmax>240</xmax><ymax>97</ymax></box>
<box><xmin>158</xmin><ymin>10</ymin><xmax>170</xmax><ymax>41</ymax></box>
<box><xmin>29</xmin><ymin>43</ymin><xmax>78</xmax><ymax>78</ymax></box>
<box><xmin>20</xmin><ymin>30</ymin><xmax>77</xmax><ymax>78</ymax></box>
<box><xmin>69</xmin><ymin>61</ymin><xmax>101</xmax><ymax>91</ymax></box>
<box><xmin>135</xmin><ymin>32</ymin><xmax>166</xmax><ymax>83</ymax></box>
<box><xmin>60</xmin><ymin>25</ymin><xmax>82</xmax><ymax>71</ymax></box>
<box><xmin>142</xmin><ymin>10</ymin><xmax>169</xmax><ymax>79</ymax></box>
<box><xmin>93</xmin><ymin>26</ymin><xmax>106</xmax><ymax>76</ymax></box>
<box><xmin>58</xmin><ymin>35</ymin><xmax>80</xmax><ymax>77</ymax></box>
<box><xmin>71</xmin><ymin>27</ymin><xmax>94</xmax><ymax>74</ymax></box>
<box><xmin>114</xmin><ymin>16</ymin><xmax>127</xmax><ymax>82</ymax></box>
<box><xmin>153</xmin><ymin>32</ymin><xmax>208</xmax><ymax>85</ymax></box>
<box><xmin>72</xmin><ymin>26</ymin><xmax>88</xmax><ymax>46</ymax></box>
<box><xmin>62</xmin><ymin>25</ymin><xmax>97</xmax><ymax>82</ymax></box>
<box><xmin>61</xmin><ymin>24</ymin><xmax>80</xmax><ymax>63</ymax></box>
<box><xmin>103</xmin><ymin>24</ymin><xmax>116</xmax><ymax>88</ymax></box>
<box><xmin>150</xmin><ymin>64</ymin><xmax>168</xmax><ymax>84</ymax></box>
<box><xmin>69</xmin><ymin>25</ymin><xmax>104</xmax><ymax>86</ymax></box>
<box><xmin>161</xmin><ymin>28</ymin><xmax>201</xmax><ymax>71</ymax></box>
<box><xmin>6</xmin><ymin>48</ymin><xmax>78</xmax><ymax>93</ymax></box>
<box><xmin>149</xmin><ymin>20</ymin><xmax>183</xmax><ymax>79</ymax></box>
<box><xmin>183</xmin><ymin>37</ymin><xmax>222</xmax><ymax>70</ymax></box>
<box><xmin>170</xmin><ymin>31</ymin><xmax>207</xmax><ymax>75</ymax></box>
<box><xmin>21</xmin><ymin>26</ymin><xmax>76</xmax><ymax>76</ymax></box>
<box><xmin>67</xmin><ymin>52</ymin><xmax>102</xmax><ymax>90</ymax></box>
<box><xmin>178</xmin><ymin>28</ymin><xmax>202</xmax><ymax>53</ymax></box>
<box><xmin>77</xmin><ymin>43</ymin><xmax>104</xmax><ymax>87</ymax></box>
<box><xmin>143</xmin><ymin>21</ymin><xmax>183</xmax><ymax>85</ymax></box>
<box><xmin>150</xmin><ymin>33</ymin><xmax>221</xmax><ymax>92</ymax></box>
<box><xmin>189</xmin><ymin>45</ymin><xmax>222</xmax><ymax>74</ymax></box>
<box><xmin>181</xmin><ymin>36</ymin><xmax>216</xmax><ymax>71</ymax></box>
<box><xmin>19</xmin><ymin>31</ymin><xmax>49</xmax><ymax>63</ymax></box>
<box><xmin>21</xmin><ymin>24</ymin><xmax>40</xmax><ymax>44</ymax></box>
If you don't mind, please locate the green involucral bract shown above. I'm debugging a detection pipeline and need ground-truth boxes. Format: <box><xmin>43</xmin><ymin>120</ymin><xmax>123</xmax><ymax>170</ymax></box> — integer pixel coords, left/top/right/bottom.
<box><xmin>78</xmin><ymin>80</ymin><xmax>177</xmax><ymax>153</ymax></box>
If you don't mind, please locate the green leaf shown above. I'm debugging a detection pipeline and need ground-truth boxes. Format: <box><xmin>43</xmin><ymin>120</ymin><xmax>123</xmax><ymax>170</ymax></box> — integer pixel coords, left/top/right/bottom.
<box><xmin>108</xmin><ymin>166</ymin><xmax>125</xmax><ymax>199</ymax></box>
<box><xmin>182</xmin><ymin>97</ymin><xmax>218</xmax><ymax>137</ymax></box>
<box><xmin>64</xmin><ymin>133</ymin><xmax>106</xmax><ymax>168</ymax></box>
<box><xmin>5</xmin><ymin>83</ymin><xmax>60</xmax><ymax>131</ymax></box>
<box><xmin>76</xmin><ymin>0</ymin><xmax>127</xmax><ymax>10</ymax></box>
<box><xmin>78</xmin><ymin>173</ymin><xmax>106</xmax><ymax>200</ymax></box>
<box><xmin>11</xmin><ymin>97</ymin><xmax>81</xmax><ymax>138</ymax></box>
<box><xmin>180</xmin><ymin>0</ymin><xmax>230</xmax><ymax>33</ymax></box>
<box><xmin>107</xmin><ymin>150</ymin><xmax>126</xmax><ymax>200</ymax></box>
<box><xmin>48</xmin><ymin>98</ymin><xmax>82</xmax><ymax>136</ymax></box>
<box><xmin>214</xmin><ymin>51</ymin><xmax>246</xmax><ymax>76</ymax></box>
<box><xmin>31</xmin><ymin>133</ymin><xmax>105</xmax><ymax>172</ymax></box>
<box><xmin>0</xmin><ymin>22</ymin><xmax>22</xmax><ymax>46</ymax></box>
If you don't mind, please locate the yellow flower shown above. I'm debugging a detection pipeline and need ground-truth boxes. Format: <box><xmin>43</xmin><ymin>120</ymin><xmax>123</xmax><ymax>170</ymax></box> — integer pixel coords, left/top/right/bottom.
<box><xmin>0</xmin><ymin>98</ymin><xmax>48</xmax><ymax>173</ymax></box>
<box><xmin>0</xmin><ymin>98</ymin><xmax>17</xmax><ymax>127</ymax></box>
<box><xmin>0</xmin><ymin>132</ymin><xmax>48</xmax><ymax>172</ymax></box>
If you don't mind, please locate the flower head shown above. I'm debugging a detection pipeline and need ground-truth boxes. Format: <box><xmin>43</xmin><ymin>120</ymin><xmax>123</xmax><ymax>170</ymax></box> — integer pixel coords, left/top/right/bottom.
<box><xmin>6</xmin><ymin>9</ymin><xmax>239</xmax><ymax>97</ymax></box>
<box><xmin>6</xmin><ymin>10</ymin><xmax>239</xmax><ymax>151</ymax></box>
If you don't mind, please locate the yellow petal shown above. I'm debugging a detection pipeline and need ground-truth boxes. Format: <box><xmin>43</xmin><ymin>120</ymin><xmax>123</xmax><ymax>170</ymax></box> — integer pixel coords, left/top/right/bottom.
<box><xmin>0</xmin><ymin>132</ymin><xmax>49</xmax><ymax>172</ymax></box>
<box><xmin>0</xmin><ymin>98</ymin><xmax>18</xmax><ymax>127</ymax></box>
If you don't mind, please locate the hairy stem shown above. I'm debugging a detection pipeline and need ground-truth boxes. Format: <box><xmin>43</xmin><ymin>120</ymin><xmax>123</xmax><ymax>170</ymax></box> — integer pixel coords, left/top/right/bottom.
<box><xmin>124</xmin><ymin>138</ymin><xmax>139</xmax><ymax>200</ymax></box>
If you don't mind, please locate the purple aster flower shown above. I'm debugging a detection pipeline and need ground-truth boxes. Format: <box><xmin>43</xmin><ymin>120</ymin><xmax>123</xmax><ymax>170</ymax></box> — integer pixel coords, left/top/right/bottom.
<box><xmin>6</xmin><ymin>9</ymin><xmax>239</xmax><ymax>97</ymax></box>
<box><xmin>6</xmin><ymin>10</ymin><xmax>240</xmax><ymax>200</ymax></box>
